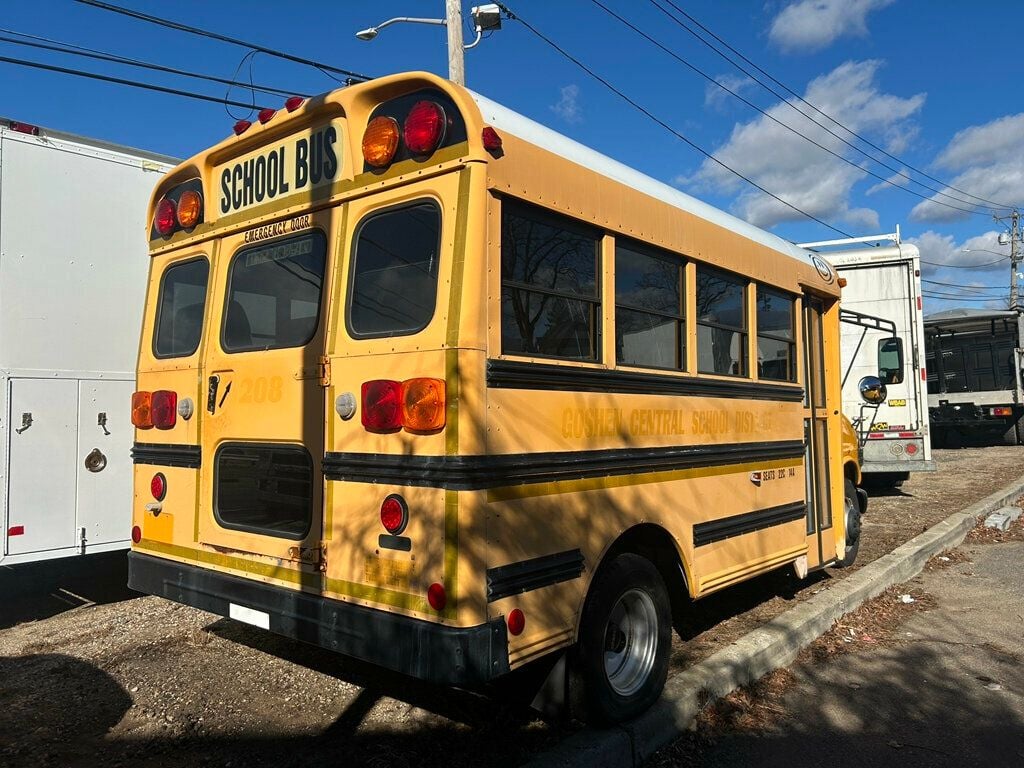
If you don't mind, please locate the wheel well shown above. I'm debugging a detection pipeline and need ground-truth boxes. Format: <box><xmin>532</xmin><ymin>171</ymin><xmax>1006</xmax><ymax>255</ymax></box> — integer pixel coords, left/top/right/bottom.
<box><xmin>599</xmin><ymin>524</ymin><xmax>690</xmax><ymax>629</ymax></box>
<box><xmin>844</xmin><ymin>458</ymin><xmax>860</xmax><ymax>486</ymax></box>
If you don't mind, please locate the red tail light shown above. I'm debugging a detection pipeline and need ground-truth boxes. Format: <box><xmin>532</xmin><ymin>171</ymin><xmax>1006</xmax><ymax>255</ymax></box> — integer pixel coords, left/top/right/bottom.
<box><xmin>151</xmin><ymin>390</ymin><xmax>177</xmax><ymax>429</ymax></box>
<box><xmin>427</xmin><ymin>582</ymin><xmax>447</xmax><ymax>611</ymax></box>
<box><xmin>404</xmin><ymin>101</ymin><xmax>445</xmax><ymax>155</ymax></box>
<box><xmin>154</xmin><ymin>198</ymin><xmax>176</xmax><ymax>236</ymax></box>
<box><xmin>361</xmin><ymin>380</ymin><xmax>403</xmax><ymax>431</ymax></box>
<box><xmin>151</xmin><ymin>473</ymin><xmax>167</xmax><ymax>501</ymax></box>
<box><xmin>507</xmin><ymin>609</ymin><xmax>526</xmax><ymax>636</ymax></box>
<box><xmin>233</xmin><ymin>119</ymin><xmax>252</xmax><ymax>135</ymax></box>
<box><xmin>380</xmin><ymin>494</ymin><xmax>408</xmax><ymax>535</ymax></box>
<box><xmin>131</xmin><ymin>391</ymin><xmax>153</xmax><ymax>429</ymax></box>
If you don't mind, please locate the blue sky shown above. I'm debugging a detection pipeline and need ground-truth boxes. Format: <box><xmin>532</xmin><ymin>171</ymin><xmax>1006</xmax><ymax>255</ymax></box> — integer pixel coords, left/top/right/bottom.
<box><xmin>4</xmin><ymin>1</ymin><xmax>1023</xmax><ymax>313</ymax></box>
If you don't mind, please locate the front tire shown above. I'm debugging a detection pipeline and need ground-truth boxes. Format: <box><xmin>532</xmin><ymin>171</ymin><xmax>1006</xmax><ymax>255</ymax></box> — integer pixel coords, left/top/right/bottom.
<box><xmin>573</xmin><ymin>553</ymin><xmax>671</xmax><ymax>725</ymax></box>
<box><xmin>835</xmin><ymin>478</ymin><xmax>862</xmax><ymax>568</ymax></box>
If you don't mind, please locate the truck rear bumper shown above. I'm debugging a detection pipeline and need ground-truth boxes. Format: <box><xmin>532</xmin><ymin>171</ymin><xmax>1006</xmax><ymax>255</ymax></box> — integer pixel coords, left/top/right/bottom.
<box><xmin>128</xmin><ymin>551</ymin><xmax>510</xmax><ymax>686</ymax></box>
<box><xmin>862</xmin><ymin>459</ymin><xmax>937</xmax><ymax>473</ymax></box>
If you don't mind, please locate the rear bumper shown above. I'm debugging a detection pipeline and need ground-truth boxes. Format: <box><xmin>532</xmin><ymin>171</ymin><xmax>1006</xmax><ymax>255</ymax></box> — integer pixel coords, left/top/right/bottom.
<box><xmin>128</xmin><ymin>551</ymin><xmax>509</xmax><ymax>686</ymax></box>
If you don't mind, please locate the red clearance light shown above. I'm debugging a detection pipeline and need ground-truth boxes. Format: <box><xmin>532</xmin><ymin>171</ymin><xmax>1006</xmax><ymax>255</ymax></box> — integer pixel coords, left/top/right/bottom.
<box><xmin>151</xmin><ymin>390</ymin><xmax>177</xmax><ymax>429</ymax></box>
<box><xmin>404</xmin><ymin>100</ymin><xmax>445</xmax><ymax>156</ymax></box>
<box><xmin>131</xmin><ymin>525</ymin><xmax>142</xmax><ymax>544</ymax></box>
<box><xmin>362</xmin><ymin>380</ymin><xmax>403</xmax><ymax>431</ymax></box>
<box><xmin>131</xmin><ymin>391</ymin><xmax>153</xmax><ymax>429</ymax></box>
<box><xmin>507</xmin><ymin>609</ymin><xmax>526</xmax><ymax>636</ymax></box>
<box><xmin>284</xmin><ymin>96</ymin><xmax>304</xmax><ymax>112</ymax></box>
<box><xmin>427</xmin><ymin>582</ymin><xmax>447</xmax><ymax>611</ymax></box>
<box><xmin>258</xmin><ymin>108</ymin><xmax>276</xmax><ymax>124</ymax></box>
<box><xmin>151</xmin><ymin>473</ymin><xmax>167</xmax><ymax>502</ymax></box>
<box><xmin>8</xmin><ymin>525</ymin><xmax>25</xmax><ymax>536</ymax></box>
<box><xmin>380</xmin><ymin>494</ymin><xmax>409</xmax><ymax>535</ymax></box>
<box><xmin>482</xmin><ymin>126</ymin><xmax>502</xmax><ymax>151</ymax></box>
<box><xmin>233</xmin><ymin>119</ymin><xmax>252</xmax><ymax>136</ymax></box>
<box><xmin>9</xmin><ymin>121</ymin><xmax>40</xmax><ymax>136</ymax></box>
<box><xmin>154</xmin><ymin>198</ymin><xmax>177</xmax><ymax>236</ymax></box>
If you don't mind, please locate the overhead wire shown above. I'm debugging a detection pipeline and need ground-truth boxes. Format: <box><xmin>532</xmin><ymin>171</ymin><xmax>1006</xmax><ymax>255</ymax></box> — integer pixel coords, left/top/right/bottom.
<box><xmin>0</xmin><ymin>54</ymin><xmax>270</xmax><ymax>110</ymax></box>
<box><xmin>72</xmin><ymin>0</ymin><xmax>372</xmax><ymax>84</ymax></box>
<box><xmin>588</xmin><ymin>0</ymin><xmax>992</xmax><ymax>220</ymax></box>
<box><xmin>922</xmin><ymin>278</ymin><xmax>1006</xmax><ymax>292</ymax></box>
<box><xmin>0</xmin><ymin>28</ymin><xmax>309</xmax><ymax>99</ymax></box>
<box><xmin>921</xmin><ymin>256</ymin><xmax>1008</xmax><ymax>268</ymax></box>
<box><xmin>650</xmin><ymin>0</ymin><xmax>1017</xmax><ymax>213</ymax></box>
<box><xmin>497</xmin><ymin>3</ymin><xmax>857</xmax><ymax>238</ymax></box>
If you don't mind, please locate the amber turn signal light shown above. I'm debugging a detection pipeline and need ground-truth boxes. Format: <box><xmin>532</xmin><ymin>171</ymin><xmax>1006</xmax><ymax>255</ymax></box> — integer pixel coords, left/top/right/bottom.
<box><xmin>362</xmin><ymin>116</ymin><xmax>400</xmax><ymax>167</ymax></box>
<box><xmin>401</xmin><ymin>378</ymin><xmax>446</xmax><ymax>432</ymax></box>
<box><xmin>131</xmin><ymin>391</ymin><xmax>153</xmax><ymax>429</ymax></box>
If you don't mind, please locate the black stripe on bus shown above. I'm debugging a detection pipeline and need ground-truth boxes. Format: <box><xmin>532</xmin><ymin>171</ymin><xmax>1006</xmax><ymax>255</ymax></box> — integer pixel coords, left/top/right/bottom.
<box><xmin>132</xmin><ymin>443</ymin><xmax>202</xmax><ymax>468</ymax></box>
<box><xmin>322</xmin><ymin>440</ymin><xmax>804</xmax><ymax>490</ymax></box>
<box><xmin>486</xmin><ymin>359</ymin><xmax>805</xmax><ymax>402</ymax></box>
<box><xmin>487</xmin><ymin>549</ymin><xmax>585</xmax><ymax>602</ymax></box>
<box><xmin>693</xmin><ymin>501</ymin><xmax>806</xmax><ymax>547</ymax></box>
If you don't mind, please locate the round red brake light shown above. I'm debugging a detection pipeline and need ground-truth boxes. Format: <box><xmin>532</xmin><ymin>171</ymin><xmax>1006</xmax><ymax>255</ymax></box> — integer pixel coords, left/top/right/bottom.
<box><xmin>507</xmin><ymin>609</ymin><xmax>526</xmax><ymax>636</ymax></box>
<box><xmin>403</xmin><ymin>101</ymin><xmax>446</xmax><ymax>156</ymax></box>
<box><xmin>380</xmin><ymin>494</ymin><xmax>408</xmax><ymax>535</ymax></box>
<box><xmin>151</xmin><ymin>472</ymin><xmax>167</xmax><ymax>502</ymax></box>
<box><xmin>154</xmin><ymin>197</ymin><xmax>176</xmax><ymax>236</ymax></box>
<box><xmin>427</xmin><ymin>582</ymin><xmax>447</xmax><ymax>611</ymax></box>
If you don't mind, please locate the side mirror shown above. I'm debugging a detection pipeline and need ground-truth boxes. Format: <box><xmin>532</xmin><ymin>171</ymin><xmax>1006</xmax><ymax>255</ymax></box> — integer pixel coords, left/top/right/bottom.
<box><xmin>859</xmin><ymin>375</ymin><xmax>887</xmax><ymax>404</ymax></box>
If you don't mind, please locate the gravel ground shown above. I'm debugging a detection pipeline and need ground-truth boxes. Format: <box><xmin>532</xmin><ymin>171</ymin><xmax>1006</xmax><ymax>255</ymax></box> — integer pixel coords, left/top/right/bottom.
<box><xmin>1</xmin><ymin>446</ymin><xmax>1021</xmax><ymax>767</ymax></box>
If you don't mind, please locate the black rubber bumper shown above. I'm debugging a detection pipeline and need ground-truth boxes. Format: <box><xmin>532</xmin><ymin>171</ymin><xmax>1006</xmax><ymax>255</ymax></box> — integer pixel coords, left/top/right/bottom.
<box><xmin>128</xmin><ymin>551</ymin><xmax>510</xmax><ymax>686</ymax></box>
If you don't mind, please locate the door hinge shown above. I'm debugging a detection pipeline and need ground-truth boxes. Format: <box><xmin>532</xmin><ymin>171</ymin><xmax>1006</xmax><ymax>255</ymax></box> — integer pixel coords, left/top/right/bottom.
<box><xmin>318</xmin><ymin>355</ymin><xmax>331</xmax><ymax>387</ymax></box>
<box><xmin>288</xmin><ymin>544</ymin><xmax>327</xmax><ymax>571</ymax></box>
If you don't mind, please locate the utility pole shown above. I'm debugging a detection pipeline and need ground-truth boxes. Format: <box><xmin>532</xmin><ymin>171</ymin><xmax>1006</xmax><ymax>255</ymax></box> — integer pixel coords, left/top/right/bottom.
<box><xmin>446</xmin><ymin>0</ymin><xmax>466</xmax><ymax>86</ymax></box>
<box><xmin>1010</xmin><ymin>210</ymin><xmax>1021</xmax><ymax>310</ymax></box>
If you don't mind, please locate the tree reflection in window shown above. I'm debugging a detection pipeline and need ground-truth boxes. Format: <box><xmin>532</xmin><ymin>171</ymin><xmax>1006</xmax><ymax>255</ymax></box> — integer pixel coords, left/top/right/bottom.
<box><xmin>615</xmin><ymin>243</ymin><xmax>685</xmax><ymax>370</ymax></box>
<box><xmin>501</xmin><ymin>201</ymin><xmax>600</xmax><ymax>361</ymax></box>
<box><xmin>756</xmin><ymin>287</ymin><xmax>796</xmax><ymax>382</ymax></box>
<box><xmin>697</xmin><ymin>267</ymin><xmax>748</xmax><ymax>376</ymax></box>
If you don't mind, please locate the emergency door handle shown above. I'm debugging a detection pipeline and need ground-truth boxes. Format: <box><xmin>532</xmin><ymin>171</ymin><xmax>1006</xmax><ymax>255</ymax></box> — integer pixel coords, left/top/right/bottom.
<box><xmin>207</xmin><ymin>375</ymin><xmax>220</xmax><ymax>414</ymax></box>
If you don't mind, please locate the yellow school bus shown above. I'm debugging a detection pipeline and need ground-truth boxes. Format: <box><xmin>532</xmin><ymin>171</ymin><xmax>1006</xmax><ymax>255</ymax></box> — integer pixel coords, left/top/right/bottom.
<box><xmin>128</xmin><ymin>71</ymin><xmax>862</xmax><ymax>724</ymax></box>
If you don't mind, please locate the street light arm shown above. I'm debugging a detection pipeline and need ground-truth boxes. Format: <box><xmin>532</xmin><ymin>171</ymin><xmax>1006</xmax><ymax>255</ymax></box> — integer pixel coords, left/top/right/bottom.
<box><xmin>355</xmin><ymin>17</ymin><xmax>447</xmax><ymax>41</ymax></box>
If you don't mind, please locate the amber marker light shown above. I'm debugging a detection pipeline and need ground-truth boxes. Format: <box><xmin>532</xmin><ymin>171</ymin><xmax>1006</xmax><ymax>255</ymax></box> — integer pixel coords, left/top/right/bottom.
<box><xmin>363</xmin><ymin>116</ymin><xmax>400</xmax><ymax>167</ymax></box>
<box><xmin>401</xmin><ymin>378</ymin><xmax>446</xmax><ymax>432</ymax></box>
<box><xmin>131</xmin><ymin>391</ymin><xmax>153</xmax><ymax>429</ymax></box>
<box><xmin>176</xmin><ymin>189</ymin><xmax>202</xmax><ymax>229</ymax></box>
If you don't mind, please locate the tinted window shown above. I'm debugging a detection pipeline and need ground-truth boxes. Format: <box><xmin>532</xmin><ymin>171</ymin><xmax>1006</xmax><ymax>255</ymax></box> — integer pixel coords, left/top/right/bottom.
<box><xmin>223</xmin><ymin>231</ymin><xmax>326</xmax><ymax>352</ymax></box>
<box><xmin>349</xmin><ymin>202</ymin><xmax>441</xmax><ymax>337</ymax></box>
<box><xmin>757</xmin><ymin>287</ymin><xmax>796</xmax><ymax>382</ymax></box>
<box><xmin>214</xmin><ymin>445</ymin><xmax>312</xmax><ymax>539</ymax></box>
<box><xmin>154</xmin><ymin>258</ymin><xmax>209</xmax><ymax>358</ymax></box>
<box><xmin>697</xmin><ymin>267</ymin><xmax>748</xmax><ymax>376</ymax></box>
<box><xmin>501</xmin><ymin>201</ymin><xmax>600</xmax><ymax>361</ymax></box>
<box><xmin>615</xmin><ymin>244</ymin><xmax>685</xmax><ymax>370</ymax></box>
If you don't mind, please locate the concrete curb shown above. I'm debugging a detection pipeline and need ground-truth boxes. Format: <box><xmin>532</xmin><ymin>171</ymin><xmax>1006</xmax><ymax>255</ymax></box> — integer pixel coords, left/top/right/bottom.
<box><xmin>526</xmin><ymin>475</ymin><xmax>1024</xmax><ymax>768</ymax></box>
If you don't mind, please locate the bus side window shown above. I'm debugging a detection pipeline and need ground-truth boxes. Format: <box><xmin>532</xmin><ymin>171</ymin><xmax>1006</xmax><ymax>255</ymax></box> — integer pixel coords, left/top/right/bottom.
<box><xmin>878</xmin><ymin>337</ymin><xmax>904</xmax><ymax>385</ymax></box>
<box><xmin>696</xmin><ymin>266</ymin><xmax>748</xmax><ymax>377</ymax></box>
<box><xmin>154</xmin><ymin>258</ymin><xmax>210</xmax><ymax>359</ymax></box>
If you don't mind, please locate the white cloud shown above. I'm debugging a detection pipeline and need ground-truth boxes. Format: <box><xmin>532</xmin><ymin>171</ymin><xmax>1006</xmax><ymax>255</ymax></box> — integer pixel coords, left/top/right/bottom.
<box><xmin>768</xmin><ymin>0</ymin><xmax>894</xmax><ymax>54</ymax></box>
<box><xmin>681</xmin><ymin>60</ymin><xmax>924</xmax><ymax>230</ymax></box>
<box><xmin>865</xmin><ymin>167</ymin><xmax>910</xmax><ymax>196</ymax></box>
<box><xmin>704</xmin><ymin>74</ymin><xmax>756</xmax><ymax>112</ymax></box>
<box><xmin>550</xmin><ymin>84</ymin><xmax>582</xmax><ymax>124</ymax></box>
<box><xmin>910</xmin><ymin>113</ymin><xmax>1024</xmax><ymax>222</ymax></box>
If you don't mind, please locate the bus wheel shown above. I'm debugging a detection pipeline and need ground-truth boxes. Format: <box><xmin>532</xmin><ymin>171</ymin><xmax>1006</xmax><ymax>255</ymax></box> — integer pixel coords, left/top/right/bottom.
<box><xmin>573</xmin><ymin>553</ymin><xmax>670</xmax><ymax>725</ymax></box>
<box><xmin>835</xmin><ymin>479</ymin><xmax>861</xmax><ymax>568</ymax></box>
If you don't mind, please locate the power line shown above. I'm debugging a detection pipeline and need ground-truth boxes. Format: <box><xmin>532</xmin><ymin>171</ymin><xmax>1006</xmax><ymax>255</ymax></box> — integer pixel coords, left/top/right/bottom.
<box><xmin>0</xmin><ymin>54</ymin><xmax>268</xmax><ymax>110</ymax></box>
<box><xmin>649</xmin><ymin>0</ymin><xmax>1016</xmax><ymax>213</ymax></box>
<box><xmin>922</xmin><ymin>278</ymin><xmax>1006</xmax><ymax>293</ymax></box>
<box><xmin>0</xmin><ymin>28</ymin><xmax>308</xmax><ymax>99</ymax></box>
<box><xmin>589</xmin><ymin>0</ymin><xmax>993</xmax><ymax>219</ymax></box>
<box><xmin>72</xmin><ymin>0</ymin><xmax>372</xmax><ymax>84</ymax></box>
<box><xmin>923</xmin><ymin>292</ymin><xmax>1006</xmax><ymax>303</ymax></box>
<box><xmin>921</xmin><ymin>256</ymin><xmax>1008</xmax><ymax>268</ymax></box>
<box><xmin>498</xmin><ymin>3</ymin><xmax>856</xmax><ymax>238</ymax></box>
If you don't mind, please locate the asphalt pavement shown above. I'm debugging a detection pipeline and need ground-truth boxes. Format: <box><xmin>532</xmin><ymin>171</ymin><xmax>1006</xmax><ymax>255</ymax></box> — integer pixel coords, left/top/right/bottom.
<box><xmin>668</xmin><ymin>540</ymin><xmax>1024</xmax><ymax>767</ymax></box>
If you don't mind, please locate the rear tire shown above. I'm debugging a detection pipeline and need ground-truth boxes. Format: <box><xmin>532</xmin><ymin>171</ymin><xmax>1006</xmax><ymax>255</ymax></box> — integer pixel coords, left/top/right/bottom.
<box><xmin>835</xmin><ymin>479</ymin><xmax>862</xmax><ymax>568</ymax></box>
<box><xmin>572</xmin><ymin>553</ymin><xmax>671</xmax><ymax>725</ymax></box>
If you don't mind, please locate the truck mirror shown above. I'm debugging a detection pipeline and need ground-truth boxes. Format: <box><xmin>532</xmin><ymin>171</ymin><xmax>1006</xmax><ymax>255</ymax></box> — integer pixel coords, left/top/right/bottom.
<box><xmin>877</xmin><ymin>337</ymin><xmax>904</xmax><ymax>385</ymax></box>
<box><xmin>859</xmin><ymin>375</ymin><xmax>887</xmax><ymax>404</ymax></box>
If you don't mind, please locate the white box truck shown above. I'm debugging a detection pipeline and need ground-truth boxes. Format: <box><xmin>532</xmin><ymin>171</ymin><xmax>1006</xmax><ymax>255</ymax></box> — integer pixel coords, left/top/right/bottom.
<box><xmin>1</xmin><ymin>119</ymin><xmax>175</xmax><ymax>566</ymax></box>
<box><xmin>800</xmin><ymin>230</ymin><xmax>934</xmax><ymax>486</ymax></box>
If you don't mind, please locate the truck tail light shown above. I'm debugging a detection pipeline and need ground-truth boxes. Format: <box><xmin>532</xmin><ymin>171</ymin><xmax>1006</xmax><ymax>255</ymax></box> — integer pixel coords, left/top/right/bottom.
<box><xmin>131</xmin><ymin>391</ymin><xmax>153</xmax><ymax>429</ymax></box>
<box><xmin>151</xmin><ymin>390</ymin><xmax>177</xmax><ymax>429</ymax></box>
<box><xmin>402</xmin><ymin>378</ymin><xmax>446</xmax><ymax>432</ymax></box>
<box><xmin>991</xmin><ymin>406</ymin><xmax>1013</xmax><ymax>417</ymax></box>
<box><xmin>361</xmin><ymin>380</ymin><xmax>403</xmax><ymax>431</ymax></box>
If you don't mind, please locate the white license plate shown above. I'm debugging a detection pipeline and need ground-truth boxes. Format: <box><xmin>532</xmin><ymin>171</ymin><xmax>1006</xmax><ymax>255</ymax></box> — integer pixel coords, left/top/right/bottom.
<box><xmin>229</xmin><ymin>602</ymin><xmax>270</xmax><ymax>630</ymax></box>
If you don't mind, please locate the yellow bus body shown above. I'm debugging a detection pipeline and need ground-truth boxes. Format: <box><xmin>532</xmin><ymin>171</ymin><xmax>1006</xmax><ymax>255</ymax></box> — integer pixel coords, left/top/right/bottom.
<box><xmin>129</xmin><ymin>71</ymin><xmax>858</xmax><ymax>718</ymax></box>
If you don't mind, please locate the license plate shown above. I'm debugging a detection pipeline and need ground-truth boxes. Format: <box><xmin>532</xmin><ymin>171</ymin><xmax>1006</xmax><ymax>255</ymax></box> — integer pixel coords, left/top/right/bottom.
<box><xmin>229</xmin><ymin>603</ymin><xmax>270</xmax><ymax>629</ymax></box>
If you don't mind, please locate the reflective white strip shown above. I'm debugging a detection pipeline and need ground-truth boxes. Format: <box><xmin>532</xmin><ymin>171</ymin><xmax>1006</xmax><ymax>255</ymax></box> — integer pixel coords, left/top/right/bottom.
<box><xmin>229</xmin><ymin>603</ymin><xmax>270</xmax><ymax>630</ymax></box>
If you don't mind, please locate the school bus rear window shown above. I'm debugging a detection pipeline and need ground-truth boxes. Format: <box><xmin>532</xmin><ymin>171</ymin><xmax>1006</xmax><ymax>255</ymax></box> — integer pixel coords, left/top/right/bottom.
<box><xmin>222</xmin><ymin>231</ymin><xmax>326</xmax><ymax>353</ymax></box>
<box><xmin>213</xmin><ymin>444</ymin><xmax>313</xmax><ymax>540</ymax></box>
<box><xmin>153</xmin><ymin>258</ymin><xmax>209</xmax><ymax>358</ymax></box>
<box><xmin>501</xmin><ymin>200</ymin><xmax>600</xmax><ymax>361</ymax></box>
<box><xmin>348</xmin><ymin>201</ymin><xmax>441</xmax><ymax>338</ymax></box>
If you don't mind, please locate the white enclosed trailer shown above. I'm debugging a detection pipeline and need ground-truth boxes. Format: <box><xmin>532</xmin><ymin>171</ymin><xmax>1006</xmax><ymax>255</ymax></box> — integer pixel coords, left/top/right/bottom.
<box><xmin>800</xmin><ymin>231</ymin><xmax>934</xmax><ymax>484</ymax></box>
<box><xmin>0</xmin><ymin>119</ymin><xmax>175</xmax><ymax>566</ymax></box>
